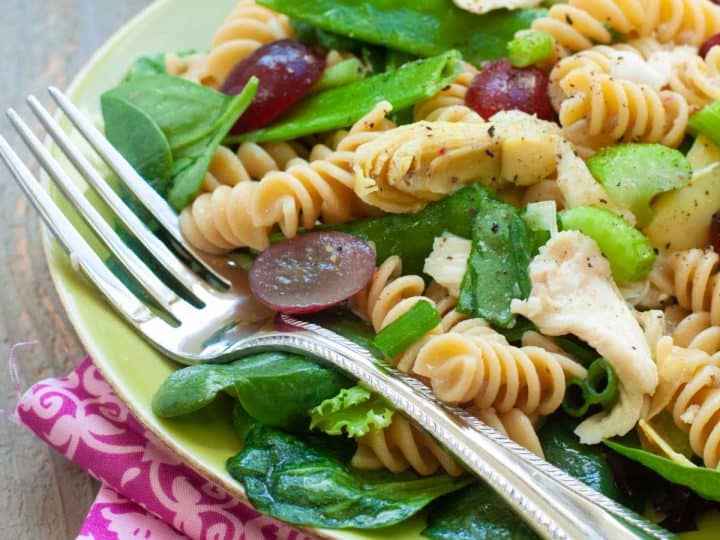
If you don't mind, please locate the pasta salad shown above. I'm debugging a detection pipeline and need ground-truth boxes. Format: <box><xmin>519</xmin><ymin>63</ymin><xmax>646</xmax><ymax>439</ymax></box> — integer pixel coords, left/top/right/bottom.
<box><xmin>99</xmin><ymin>0</ymin><xmax>720</xmax><ymax>536</ymax></box>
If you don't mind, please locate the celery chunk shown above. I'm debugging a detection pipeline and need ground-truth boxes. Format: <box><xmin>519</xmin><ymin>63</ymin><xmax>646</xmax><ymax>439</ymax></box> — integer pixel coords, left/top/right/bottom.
<box><xmin>587</xmin><ymin>144</ymin><xmax>691</xmax><ymax>227</ymax></box>
<box><xmin>560</xmin><ymin>207</ymin><xmax>656</xmax><ymax>284</ymax></box>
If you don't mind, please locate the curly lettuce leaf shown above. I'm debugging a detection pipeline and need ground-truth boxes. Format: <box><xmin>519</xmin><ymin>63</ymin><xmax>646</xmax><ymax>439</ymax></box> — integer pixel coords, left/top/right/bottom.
<box><xmin>310</xmin><ymin>385</ymin><xmax>394</xmax><ymax>437</ymax></box>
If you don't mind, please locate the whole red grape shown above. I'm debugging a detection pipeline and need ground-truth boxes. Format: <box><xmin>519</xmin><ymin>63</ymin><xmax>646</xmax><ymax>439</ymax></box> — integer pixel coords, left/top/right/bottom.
<box><xmin>465</xmin><ymin>59</ymin><xmax>555</xmax><ymax>121</ymax></box>
<box><xmin>221</xmin><ymin>39</ymin><xmax>326</xmax><ymax>133</ymax></box>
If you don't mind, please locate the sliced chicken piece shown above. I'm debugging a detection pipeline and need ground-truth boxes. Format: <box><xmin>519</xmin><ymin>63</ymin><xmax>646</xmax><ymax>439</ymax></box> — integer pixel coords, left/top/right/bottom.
<box><xmin>512</xmin><ymin>231</ymin><xmax>658</xmax><ymax>443</ymax></box>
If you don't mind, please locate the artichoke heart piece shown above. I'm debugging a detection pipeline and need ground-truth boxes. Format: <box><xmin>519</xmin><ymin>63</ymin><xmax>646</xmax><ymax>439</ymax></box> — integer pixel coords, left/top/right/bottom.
<box><xmin>353</xmin><ymin>113</ymin><xmax>564</xmax><ymax>213</ymax></box>
<box><xmin>354</xmin><ymin>121</ymin><xmax>502</xmax><ymax>213</ymax></box>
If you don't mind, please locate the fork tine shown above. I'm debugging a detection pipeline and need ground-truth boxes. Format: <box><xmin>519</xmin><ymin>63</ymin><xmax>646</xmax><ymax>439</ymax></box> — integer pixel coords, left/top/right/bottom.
<box><xmin>0</xmin><ymin>133</ymin><xmax>173</xmax><ymax>334</ymax></box>
<box><xmin>47</xmin><ymin>86</ymin><xmax>230</xmax><ymax>287</ymax></box>
<box><xmin>8</xmin><ymin>106</ymin><xmax>192</xmax><ymax>320</ymax></box>
<box><xmin>26</xmin><ymin>95</ymin><xmax>212</xmax><ymax>304</ymax></box>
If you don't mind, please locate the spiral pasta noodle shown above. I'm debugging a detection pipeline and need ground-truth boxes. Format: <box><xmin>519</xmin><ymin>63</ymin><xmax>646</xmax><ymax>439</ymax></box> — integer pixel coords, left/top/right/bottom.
<box><xmin>180</xmin><ymin>102</ymin><xmax>394</xmax><ymax>253</ymax></box>
<box><xmin>532</xmin><ymin>0</ymin><xmax>720</xmax><ymax>58</ymax></box>
<box><xmin>352</xmin><ymin>415</ymin><xmax>465</xmax><ymax>476</ymax></box>
<box><xmin>352</xmin><ymin>407</ymin><xmax>543</xmax><ymax>476</ymax></box>
<box><xmin>652</xmin><ymin>336</ymin><xmax>720</xmax><ymax>468</ymax></box>
<box><xmin>411</xmin><ymin>332</ymin><xmax>567</xmax><ymax>416</ymax></box>
<box><xmin>672</xmin><ymin>311</ymin><xmax>720</xmax><ymax>356</ymax></box>
<box><xmin>664</xmin><ymin>248</ymin><xmax>720</xmax><ymax>325</ymax></box>
<box><xmin>413</xmin><ymin>62</ymin><xmax>479</xmax><ymax>122</ymax></box>
<box><xmin>200</xmin><ymin>142</ymin><xmax>308</xmax><ymax>192</ymax></box>
<box><xmin>205</xmin><ymin>0</ymin><xmax>293</xmax><ymax>88</ymax></box>
<box><xmin>556</xmin><ymin>68</ymin><xmax>689</xmax><ymax>150</ymax></box>
<box><xmin>668</xmin><ymin>45</ymin><xmax>720</xmax><ymax>107</ymax></box>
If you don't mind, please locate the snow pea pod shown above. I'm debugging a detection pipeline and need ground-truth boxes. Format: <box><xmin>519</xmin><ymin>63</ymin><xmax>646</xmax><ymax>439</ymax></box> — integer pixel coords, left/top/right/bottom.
<box><xmin>258</xmin><ymin>0</ymin><xmax>545</xmax><ymax>66</ymax></box>
<box><xmin>228</xmin><ymin>50</ymin><xmax>461</xmax><ymax>143</ymax></box>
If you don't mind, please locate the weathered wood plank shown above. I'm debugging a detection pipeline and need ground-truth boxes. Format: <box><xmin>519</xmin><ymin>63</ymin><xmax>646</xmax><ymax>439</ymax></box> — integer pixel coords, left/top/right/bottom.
<box><xmin>0</xmin><ymin>1</ymin><xmax>151</xmax><ymax>538</ymax></box>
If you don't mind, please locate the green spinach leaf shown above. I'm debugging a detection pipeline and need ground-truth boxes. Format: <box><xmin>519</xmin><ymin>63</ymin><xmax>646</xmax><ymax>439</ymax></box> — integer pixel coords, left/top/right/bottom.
<box><xmin>458</xmin><ymin>196</ymin><xmax>533</xmax><ymax>327</ymax></box>
<box><xmin>331</xmin><ymin>184</ymin><xmax>491</xmax><ymax>276</ymax></box>
<box><xmin>229</xmin><ymin>51</ymin><xmax>461</xmax><ymax>143</ymax></box>
<box><xmin>101</xmin><ymin>75</ymin><xmax>258</xmax><ymax>209</ymax></box>
<box><xmin>227</xmin><ymin>424</ymin><xmax>471</xmax><ymax>529</ymax></box>
<box><xmin>423</xmin><ymin>484</ymin><xmax>538</xmax><ymax>540</ymax></box>
<box><xmin>123</xmin><ymin>50</ymin><xmax>198</xmax><ymax>82</ymax></box>
<box><xmin>605</xmin><ymin>439</ymin><xmax>720</xmax><ymax>502</ymax></box>
<box><xmin>259</xmin><ymin>0</ymin><xmax>544</xmax><ymax>66</ymax></box>
<box><xmin>103</xmin><ymin>74</ymin><xmax>229</xmax><ymax>151</ymax></box>
<box><xmin>101</xmin><ymin>97</ymin><xmax>173</xmax><ymax>194</ymax></box>
<box><xmin>423</xmin><ymin>415</ymin><xmax>630</xmax><ymax>539</ymax></box>
<box><xmin>151</xmin><ymin>352</ymin><xmax>351</xmax><ymax>431</ymax></box>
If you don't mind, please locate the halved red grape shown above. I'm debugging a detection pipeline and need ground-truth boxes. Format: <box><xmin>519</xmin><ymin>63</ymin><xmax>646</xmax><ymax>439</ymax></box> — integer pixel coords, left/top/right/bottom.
<box><xmin>221</xmin><ymin>39</ymin><xmax>326</xmax><ymax>133</ymax></box>
<box><xmin>465</xmin><ymin>58</ymin><xmax>555</xmax><ymax>121</ymax></box>
<box><xmin>700</xmin><ymin>33</ymin><xmax>720</xmax><ymax>59</ymax></box>
<box><xmin>710</xmin><ymin>211</ymin><xmax>720</xmax><ymax>253</ymax></box>
<box><xmin>249</xmin><ymin>232</ymin><xmax>376</xmax><ymax>314</ymax></box>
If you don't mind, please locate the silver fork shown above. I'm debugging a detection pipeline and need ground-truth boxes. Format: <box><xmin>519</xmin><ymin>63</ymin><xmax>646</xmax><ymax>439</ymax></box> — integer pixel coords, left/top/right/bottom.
<box><xmin>1</xmin><ymin>88</ymin><xmax>671</xmax><ymax>540</ymax></box>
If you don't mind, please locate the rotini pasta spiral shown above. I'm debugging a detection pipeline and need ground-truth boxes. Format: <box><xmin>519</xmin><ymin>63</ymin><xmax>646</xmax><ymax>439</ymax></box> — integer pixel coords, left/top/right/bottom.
<box><xmin>665</xmin><ymin>248</ymin><xmax>720</xmax><ymax>324</ymax></box>
<box><xmin>556</xmin><ymin>68</ymin><xmax>689</xmax><ymax>150</ymax></box>
<box><xmin>412</xmin><ymin>332</ymin><xmax>567</xmax><ymax>416</ymax></box>
<box><xmin>551</xmin><ymin>38</ymin><xmax>720</xmax><ymax>111</ymax></box>
<box><xmin>532</xmin><ymin>0</ymin><xmax>720</xmax><ymax>56</ymax></box>
<box><xmin>668</xmin><ymin>45</ymin><xmax>720</xmax><ymax>107</ymax></box>
<box><xmin>652</xmin><ymin>336</ymin><xmax>720</xmax><ymax>468</ymax></box>
<box><xmin>205</xmin><ymin>0</ymin><xmax>293</xmax><ymax>88</ymax></box>
<box><xmin>352</xmin><ymin>407</ymin><xmax>543</xmax><ymax>476</ymax></box>
<box><xmin>200</xmin><ymin>142</ymin><xmax>307</xmax><ymax>192</ymax></box>
<box><xmin>413</xmin><ymin>62</ymin><xmax>479</xmax><ymax>122</ymax></box>
<box><xmin>672</xmin><ymin>311</ymin><xmax>720</xmax><ymax>356</ymax></box>
<box><xmin>180</xmin><ymin>102</ymin><xmax>394</xmax><ymax>253</ymax></box>
<box><xmin>352</xmin><ymin>415</ymin><xmax>465</xmax><ymax>476</ymax></box>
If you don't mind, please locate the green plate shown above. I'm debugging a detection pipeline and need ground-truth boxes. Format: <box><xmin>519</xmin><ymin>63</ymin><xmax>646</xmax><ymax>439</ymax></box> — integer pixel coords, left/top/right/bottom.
<box><xmin>41</xmin><ymin>1</ymin><xmax>720</xmax><ymax>538</ymax></box>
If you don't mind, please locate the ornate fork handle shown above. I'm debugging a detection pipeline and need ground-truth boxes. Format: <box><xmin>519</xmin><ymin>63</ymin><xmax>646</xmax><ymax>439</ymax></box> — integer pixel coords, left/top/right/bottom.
<box><xmin>237</xmin><ymin>316</ymin><xmax>672</xmax><ymax>540</ymax></box>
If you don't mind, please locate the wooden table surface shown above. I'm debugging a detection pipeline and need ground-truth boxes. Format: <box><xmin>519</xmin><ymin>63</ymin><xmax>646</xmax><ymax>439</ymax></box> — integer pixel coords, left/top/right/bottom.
<box><xmin>1</xmin><ymin>2</ymin><xmax>151</xmax><ymax>538</ymax></box>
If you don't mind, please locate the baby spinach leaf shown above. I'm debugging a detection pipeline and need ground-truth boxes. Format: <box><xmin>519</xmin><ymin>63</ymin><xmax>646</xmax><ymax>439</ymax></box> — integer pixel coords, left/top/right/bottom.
<box><xmin>123</xmin><ymin>50</ymin><xmax>198</xmax><ymax>82</ymax></box>
<box><xmin>151</xmin><ymin>352</ymin><xmax>351</xmax><ymax>431</ymax></box>
<box><xmin>332</xmin><ymin>184</ymin><xmax>491</xmax><ymax>276</ymax></box>
<box><xmin>606</xmin><ymin>439</ymin><xmax>720</xmax><ymax>502</ymax></box>
<box><xmin>259</xmin><ymin>0</ymin><xmax>544</xmax><ymax>66</ymax></box>
<box><xmin>423</xmin><ymin>484</ymin><xmax>538</xmax><ymax>540</ymax></box>
<box><xmin>124</xmin><ymin>52</ymin><xmax>169</xmax><ymax>81</ymax></box>
<box><xmin>423</xmin><ymin>415</ymin><xmax>630</xmax><ymax>540</ymax></box>
<box><xmin>230</xmin><ymin>51</ymin><xmax>461</xmax><ymax>143</ymax></box>
<box><xmin>103</xmin><ymin>75</ymin><xmax>230</xmax><ymax>151</ymax></box>
<box><xmin>226</xmin><ymin>424</ymin><xmax>471</xmax><ymax>529</ymax></box>
<box><xmin>541</xmin><ymin>415</ymin><xmax>627</xmax><ymax>504</ymax></box>
<box><xmin>458</xmin><ymin>196</ymin><xmax>533</xmax><ymax>327</ymax></box>
<box><xmin>101</xmin><ymin>96</ymin><xmax>173</xmax><ymax>194</ymax></box>
<box><xmin>102</xmin><ymin>75</ymin><xmax>258</xmax><ymax>209</ymax></box>
<box><xmin>310</xmin><ymin>385</ymin><xmax>394</xmax><ymax>438</ymax></box>
<box><xmin>168</xmin><ymin>84</ymin><xmax>257</xmax><ymax>209</ymax></box>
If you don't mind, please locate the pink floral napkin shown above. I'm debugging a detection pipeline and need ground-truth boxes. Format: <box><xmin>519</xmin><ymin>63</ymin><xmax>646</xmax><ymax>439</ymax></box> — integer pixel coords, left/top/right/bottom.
<box><xmin>13</xmin><ymin>356</ymin><xmax>317</xmax><ymax>540</ymax></box>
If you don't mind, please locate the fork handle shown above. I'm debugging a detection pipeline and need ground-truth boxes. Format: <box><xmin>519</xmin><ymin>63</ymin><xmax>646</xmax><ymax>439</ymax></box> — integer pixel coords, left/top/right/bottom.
<box><xmin>244</xmin><ymin>317</ymin><xmax>672</xmax><ymax>540</ymax></box>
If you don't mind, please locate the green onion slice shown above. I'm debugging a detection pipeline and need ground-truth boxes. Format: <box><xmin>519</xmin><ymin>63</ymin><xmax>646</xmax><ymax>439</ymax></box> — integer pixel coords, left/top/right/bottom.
<box><xmin>372</xmin><ymin>300</ymin><xmax>441</xmax><ymax>358</ymax></box>
<box><xmin>582</xmin><ymin>358</ymin><xmax>618</xmax><ymax>409</ymax></box>
<box><xmin>563</xmin><ymin>378</ymin><xmax>591</xmax><ymax>418</ymax></box>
